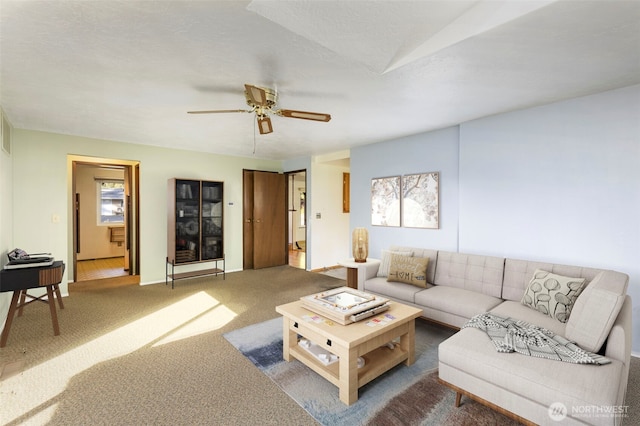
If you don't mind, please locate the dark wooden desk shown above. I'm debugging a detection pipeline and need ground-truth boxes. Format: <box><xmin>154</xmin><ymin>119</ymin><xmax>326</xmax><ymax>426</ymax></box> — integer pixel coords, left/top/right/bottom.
<box><xmin>0</xmin><ymin>261</ymin><xmax>65</xmax><ymax>347</ymax></box>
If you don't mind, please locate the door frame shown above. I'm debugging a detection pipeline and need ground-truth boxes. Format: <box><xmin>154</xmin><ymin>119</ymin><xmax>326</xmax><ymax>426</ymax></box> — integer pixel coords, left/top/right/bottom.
<box><xmin>285</xmin><ymin>169</ymin><xmax>307</xmax><ymax>270</ymax></box>
<box><xmin>242</xmin><ymin>169</ymin><xmax>255</xmax><ymax>270</ymax></box>
<box><xmin>70</xmin><ymin>156</ymin><xmax>140</xmax><ymax>282</ymax></box>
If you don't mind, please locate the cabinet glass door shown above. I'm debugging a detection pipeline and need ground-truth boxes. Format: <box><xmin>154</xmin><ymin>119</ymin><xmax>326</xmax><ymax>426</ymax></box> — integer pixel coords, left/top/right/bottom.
<box><xmin>201</xmin><ymin>181</ymin><xmax>223</xmax><ymax>260</ymax></box>
<box><xmin>174</xmin><ymin>179</ymin><xmax>200</xmax><ymax>263</ymax></box>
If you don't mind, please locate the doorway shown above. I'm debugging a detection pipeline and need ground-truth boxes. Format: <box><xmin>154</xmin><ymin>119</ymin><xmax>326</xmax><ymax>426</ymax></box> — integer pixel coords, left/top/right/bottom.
<box><xmin>286</xmin><ymin>170</ymin><xmax>307</xmax><ymax>270</ymax></box>
<box><xmin>71</xmin><ymin>157</ymin><xmax>140</xmax><ymax>285</ymax></box>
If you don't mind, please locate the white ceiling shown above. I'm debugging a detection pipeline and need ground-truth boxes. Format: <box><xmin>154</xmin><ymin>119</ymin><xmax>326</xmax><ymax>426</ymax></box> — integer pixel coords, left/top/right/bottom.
<box><xmin>1</xmin><ymin>0</ymin><xmax>639</xmax><ymax>160</ymax></box>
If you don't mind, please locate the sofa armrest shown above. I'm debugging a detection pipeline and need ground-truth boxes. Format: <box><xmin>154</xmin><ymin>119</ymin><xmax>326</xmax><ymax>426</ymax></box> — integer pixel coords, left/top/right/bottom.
<box><xmin>605</xmin><ymin>295</ymin><xmax>632</xmax><ymax>411</ymax></box>
<box><xmin>356</xmin><ymin>259</ymin><xmax>381</xmax><ymax>291</ymax></box>
<box><xmin>604</xmin><ymin>295</ymin><xmax>632</xmax><ymax>365</ymax></box>
<box><xmin>364</xmin><ymin>259</ymin><xmax>381</xmax><ymax>279</ymax></box>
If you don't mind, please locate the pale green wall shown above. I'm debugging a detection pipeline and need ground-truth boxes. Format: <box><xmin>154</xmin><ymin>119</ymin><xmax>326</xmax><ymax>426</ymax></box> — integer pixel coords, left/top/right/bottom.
<box><xmin>11</xmin><ymin>129</ymin><xmax>281</xmax><ymax>293</ymax></box>
<box><xmin>1</xmin><ymin>126</ymin><xmax>352</xmax><ymax>333</ymax></box>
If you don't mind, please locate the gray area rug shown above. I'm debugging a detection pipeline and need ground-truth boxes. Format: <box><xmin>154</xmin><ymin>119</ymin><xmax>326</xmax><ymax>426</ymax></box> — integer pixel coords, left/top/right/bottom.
<box><xmin>224</xmin><ymin>317</ymin><xmax>521</xmax><ymax>425</ymax></box>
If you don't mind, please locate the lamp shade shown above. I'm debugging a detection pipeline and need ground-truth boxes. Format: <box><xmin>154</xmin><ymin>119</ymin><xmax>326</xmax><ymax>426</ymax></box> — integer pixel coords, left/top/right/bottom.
<box><xmin>352</xmin><ymin>227</ymin><xmax>369</xmax><ymax>263</ymax></box>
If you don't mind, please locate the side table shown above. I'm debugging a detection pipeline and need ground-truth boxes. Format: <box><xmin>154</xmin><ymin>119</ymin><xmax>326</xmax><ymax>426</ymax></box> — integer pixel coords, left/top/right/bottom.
<box><xmin>0</xmin><ymin>261</ymin><xmax>66</xmax><ymax>347</ymax></box>
<box><xmin>338</xmin><ymin>258</ymin><xmax>380</xmax><ymax>289</ymax></box>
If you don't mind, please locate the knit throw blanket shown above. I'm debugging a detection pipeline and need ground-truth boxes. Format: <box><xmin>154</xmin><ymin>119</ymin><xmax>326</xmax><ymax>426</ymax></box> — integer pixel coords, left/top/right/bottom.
<box><xmin>463</xmin><ymin>313</ymin><xmax>610</xmax><ymax>365</ymax></box>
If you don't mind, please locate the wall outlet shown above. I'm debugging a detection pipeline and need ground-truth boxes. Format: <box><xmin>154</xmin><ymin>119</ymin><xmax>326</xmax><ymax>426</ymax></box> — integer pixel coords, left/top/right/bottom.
<box><xmin>316</xmin><ymin>213</ymin><xmax>321</xmax><ymax>219</ymax></box>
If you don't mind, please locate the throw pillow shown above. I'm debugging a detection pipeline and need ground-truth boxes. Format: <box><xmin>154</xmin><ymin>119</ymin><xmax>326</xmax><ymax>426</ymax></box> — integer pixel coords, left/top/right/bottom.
<box><xmin>521</xmin><ymin>269</ymin><xmax>586</xmax><ymax>323</ymax></box>
<box><xmin>565</xmin><ymin>270</ymin><xmax>629</xmax><ymax>352</ymax></box>
<box><xmin>377</xmin><ymin>250</ymin><xmax>412</xmax><ymax>277</ymax></box>
<box><xmin>387</xmin><ymin>254</ymin><xmax>429</xmax><ymax>288</ymax></box>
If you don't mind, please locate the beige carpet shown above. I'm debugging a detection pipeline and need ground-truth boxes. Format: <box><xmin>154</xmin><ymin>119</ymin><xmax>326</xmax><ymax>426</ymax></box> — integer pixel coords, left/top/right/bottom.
<box><xmin>1</xmin><ymin>266</ymin><xmax>638</xmax><ymax>425</ymax></box>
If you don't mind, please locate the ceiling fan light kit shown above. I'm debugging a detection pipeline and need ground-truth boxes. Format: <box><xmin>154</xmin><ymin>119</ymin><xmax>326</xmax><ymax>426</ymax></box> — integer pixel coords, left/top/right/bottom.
<box><xmin>188</xmin><ymin>84</ymin><xmax>331</xmax><ymax>134</ymax></box>
<box><xmin>257</xmin><ymin>116</ymin><xmax>273</xmax><ymax>135</ymax></box>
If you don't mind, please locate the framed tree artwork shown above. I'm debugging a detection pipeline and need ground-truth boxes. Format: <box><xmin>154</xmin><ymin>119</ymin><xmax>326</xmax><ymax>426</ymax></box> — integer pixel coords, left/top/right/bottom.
<box><xmin>402</xmin><ymin>172</ymin><xmax>439</xmax><ymax>229</ymax></box>
<box><xmin>371</xmin><ymin>176</ymin><xmax>401</xmax><ymax>227</ymax></box>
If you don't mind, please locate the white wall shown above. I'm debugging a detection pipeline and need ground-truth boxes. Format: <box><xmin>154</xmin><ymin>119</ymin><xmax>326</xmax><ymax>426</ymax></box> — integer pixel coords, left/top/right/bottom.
<box><xmin>459</xmin><ymin>85</ymin><xmax>640</xmax><ymax>353</ymax></box>
<box><xmin>308</xmin><ymin>161</ymin><xmax>351</xmax><ymax>270</ymax></box>
<box><xmin>350</xmin><ymin>85</ymin><xmax>640</xmax><ymax>353</ymax></box>
<box><xmin>0</xmin><ymin>108</ymin><xmax>13</xmax><ymax>328</ymax></box>
<box><xmin>10</xmin><ymin>129</ymin><xmax>281</xmax><ymax>294</ymax></box>
<box><xmin>458</xmin><ymin>86</ymin><xmax>640</xmax><ymax>263</ymax></box>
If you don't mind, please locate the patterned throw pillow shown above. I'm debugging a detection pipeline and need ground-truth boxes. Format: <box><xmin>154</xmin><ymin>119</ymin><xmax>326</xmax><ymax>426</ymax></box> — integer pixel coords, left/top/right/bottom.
<box><xmin>387</xmin><ymin>254</ymin><xmax>430</xmax><ymax>288</ymax></box>
<box><xmin>521</xmin><ymin>269</ymin><xmax>587</xmax><ymax>323</ymax></box>
<box><xmin>377</xmin><ymin>250</ymin><xmax>412</xmax><ymax>277</ymax></box>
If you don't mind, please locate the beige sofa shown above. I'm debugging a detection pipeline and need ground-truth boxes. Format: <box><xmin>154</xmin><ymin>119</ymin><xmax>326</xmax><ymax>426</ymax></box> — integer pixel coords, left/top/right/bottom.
<box><xmin>356</xmin><ymin>246</ymin><xmax>631</xmax><ymax>426</ymax></box>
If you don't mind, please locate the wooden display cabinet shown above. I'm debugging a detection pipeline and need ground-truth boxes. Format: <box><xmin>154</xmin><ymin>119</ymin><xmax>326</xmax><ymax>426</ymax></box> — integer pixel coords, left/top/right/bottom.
<box><xmin>167</xmin><ymin>178</ymin><xmax>224</xmax><ymax>288</ymax></box>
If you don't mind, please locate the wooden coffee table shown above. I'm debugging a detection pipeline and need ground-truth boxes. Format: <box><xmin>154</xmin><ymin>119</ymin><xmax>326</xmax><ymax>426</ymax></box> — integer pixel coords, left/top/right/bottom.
<box><xmin>275</xmin><ymin>300</ymin><xmax>422</xmax><ymax>405</ymax></box>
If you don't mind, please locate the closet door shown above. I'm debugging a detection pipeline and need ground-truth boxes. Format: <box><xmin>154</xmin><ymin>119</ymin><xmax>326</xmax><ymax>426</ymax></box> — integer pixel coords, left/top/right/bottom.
<box><xmin>243</xmin><ymin>170</ymin><xmax>287</xmax><ymax>269</ymax></box>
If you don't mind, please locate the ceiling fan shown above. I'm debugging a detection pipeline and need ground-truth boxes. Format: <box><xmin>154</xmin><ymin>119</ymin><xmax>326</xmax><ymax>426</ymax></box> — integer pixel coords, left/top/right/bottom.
<box><xmin>188</xmin><ymin>84</ymin><xmax>332</xmax><ymax>135</ymax></box>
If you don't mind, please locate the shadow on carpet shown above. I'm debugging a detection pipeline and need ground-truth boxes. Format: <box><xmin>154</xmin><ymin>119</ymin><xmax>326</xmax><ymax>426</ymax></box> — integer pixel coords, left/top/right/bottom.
<box><xmin>224</xmin><ymin>317</ymin><xmax>521</xmax><ymax>426</ymax></box>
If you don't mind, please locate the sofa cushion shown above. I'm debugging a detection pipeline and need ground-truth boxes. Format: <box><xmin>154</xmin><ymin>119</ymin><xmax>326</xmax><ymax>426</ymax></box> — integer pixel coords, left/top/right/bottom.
<box><xmin>387</xmin><ymin>254</ymin><xmax>430</xmax><ymax>287</ymax></box>
<box><xmin>363</xmin><ymin>277</ymin><xmax>422</xmax><ymax>304</ymax></box>
<box><xmin>520</xmin><ymin>269</ymin><xmax>586</xmax><ymax>323</ymax></box>
<box><xmin>415</xmin><ymin>286</ymin><xmax>502</xmax><ymax>321</ymax></box>
<box><xmin>377</xmin><ymin>249</ymin><xmax>412</xmax><ymax>278</ymax></box>
<box><xmin>434</xmin><ymin>251</ymin><xmax>504</xmax><ymax>298</ymax></box>
<box><xmin>490</xmin><ymin>300</ymin><xmax>567</xmax><ymax>336</ymax></box>
<box><xmin>565</xmin><ymin>270</ymin><xmax>629</xmax><ymax>353</ymax></box>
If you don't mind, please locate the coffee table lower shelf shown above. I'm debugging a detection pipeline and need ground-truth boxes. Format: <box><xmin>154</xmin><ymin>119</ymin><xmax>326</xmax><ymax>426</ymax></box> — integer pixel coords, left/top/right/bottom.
<box><xmin>289</xmin><ymin>342</ymin><xmax>408</xmax><ymax>390</ymax></box>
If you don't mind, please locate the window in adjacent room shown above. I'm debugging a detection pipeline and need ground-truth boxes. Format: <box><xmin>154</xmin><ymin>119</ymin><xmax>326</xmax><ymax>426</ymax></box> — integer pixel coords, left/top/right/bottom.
<box><xmin>97</xmin><ymin>180</ymin><xmax>125</xmax><ymax>224</ymax></box>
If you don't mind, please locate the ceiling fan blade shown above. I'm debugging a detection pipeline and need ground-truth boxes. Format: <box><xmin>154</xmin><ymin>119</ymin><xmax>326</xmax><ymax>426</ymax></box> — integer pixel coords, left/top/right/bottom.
<box><xmin>277</xmin><ymin>109</ymin><xmax>331</xmax><ymax>122</ymax></box>
<box><xmin>244</xmin><ymin>84</ymin><xmax>268</xmax><ymax>107</ymax></box>
<box><xmin>257</xmin><ymin>116</ymin><xmax>273</xmax><ymax>135</ymax></box>
<box><xmin>187</xmin><ymin>109</ymin><xmax>250</xmax><ymax>114</ymax></box>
